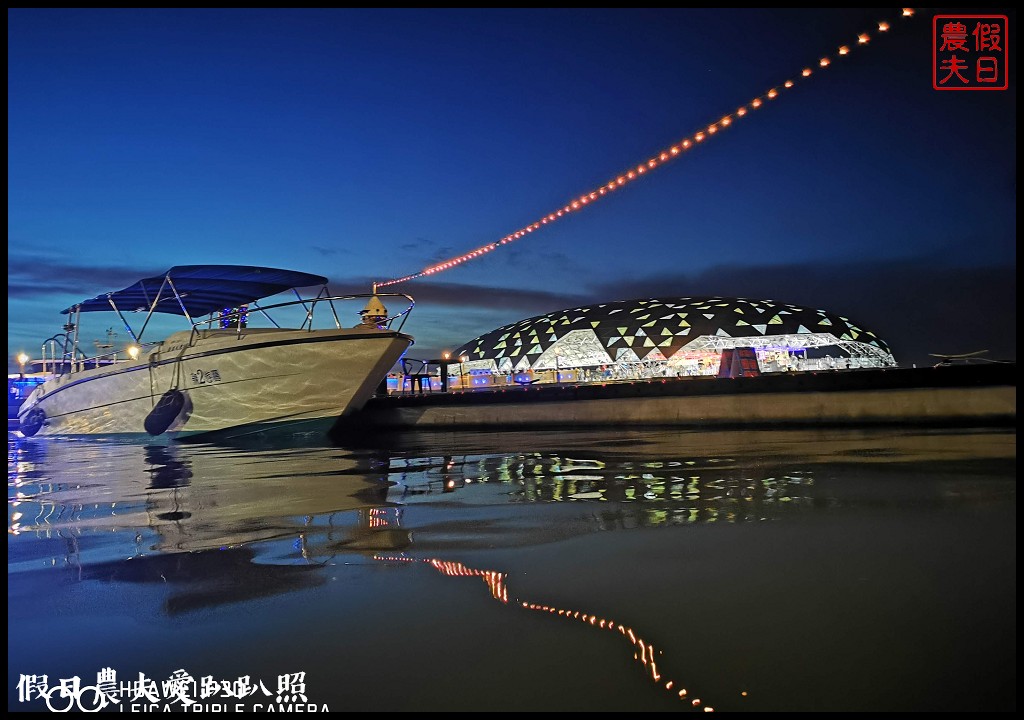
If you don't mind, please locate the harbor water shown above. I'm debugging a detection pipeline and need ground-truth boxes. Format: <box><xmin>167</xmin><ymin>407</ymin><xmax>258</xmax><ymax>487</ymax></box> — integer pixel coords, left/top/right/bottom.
<box><xmin>7</xmin><ymin>426</ymin><xmax>1016</xmax><ymax>712</ymax></box>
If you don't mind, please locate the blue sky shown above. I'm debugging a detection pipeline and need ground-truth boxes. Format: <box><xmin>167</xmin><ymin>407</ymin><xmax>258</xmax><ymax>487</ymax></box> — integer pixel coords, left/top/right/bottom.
<box><xmin>8</xmin><ymin>8</ymin><xmax>1016</xmax><ymax>370</ymax></box>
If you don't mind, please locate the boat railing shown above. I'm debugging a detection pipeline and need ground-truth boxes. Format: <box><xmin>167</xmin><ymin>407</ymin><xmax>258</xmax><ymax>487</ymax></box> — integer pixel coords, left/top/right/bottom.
<box><xmin>47</xmin><ymin>292</ymin><xmax>414</xmax><ymax>378</ymax></box>
<box><xmin>186</xmin><ymin>292</ymin><xmax>415</xmax><ymax>344</ymax></box>
<box><xmin>48</xmin><ymin>339</ymin><xmax>165</xmax><ymax>377</ymax></box>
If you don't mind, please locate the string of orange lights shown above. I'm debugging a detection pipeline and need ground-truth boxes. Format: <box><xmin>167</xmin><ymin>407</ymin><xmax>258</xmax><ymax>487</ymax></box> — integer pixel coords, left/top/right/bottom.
<box><xmin>375</xmin><ymin>9</ymin><xmax>915</xmax><ymax>290</ymax></box>
<box><xmin>375</xmin><ymin>553</ymin><xmax>716</xmax><ymax>710</ymax></box>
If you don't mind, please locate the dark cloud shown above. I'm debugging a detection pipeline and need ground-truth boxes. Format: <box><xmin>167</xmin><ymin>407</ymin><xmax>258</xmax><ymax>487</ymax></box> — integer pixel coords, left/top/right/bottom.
<box><xmin>585</xmin><ymin>260</ymin><xmax>1017</xmax><ymax>368</ymax></box>
<box><xmin>7</xmin><ymin>257</ymin><xmax>163</xmax><ymax>299</ymax></box>
<box><xmin>311</xmin><ymin>245</ymin><xmax>349</xmax><ymax>257</ymax></box>
<box><xmin>399</xmin><ymin>236</ymin><xmax>440</xmax><ymax>252</ymax></box>
<box><xmin>329</xmin><ymin>277</ymin><xmax>588</xmax><ymax>314</ymax></box>
<box><xmin>503</xmin><ymin>248</ymin><xmax>574</xmax><ymax>270</ymax></box>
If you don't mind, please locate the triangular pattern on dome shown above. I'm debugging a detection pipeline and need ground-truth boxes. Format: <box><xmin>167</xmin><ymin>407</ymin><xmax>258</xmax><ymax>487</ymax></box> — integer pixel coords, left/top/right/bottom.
<box><xmin>615</xmin><ymin>347</ymin><xmax>641</xmax><ymax>363</ymax></box>
<box><xmin>527</xmin><ymin>344</ymin><xmax>542</xmax><ymax>354</ymax></box>
<box><xmin>451</xmin><ymin>296</ymin><xmax>893</xmax><ymax>373</ymax></box>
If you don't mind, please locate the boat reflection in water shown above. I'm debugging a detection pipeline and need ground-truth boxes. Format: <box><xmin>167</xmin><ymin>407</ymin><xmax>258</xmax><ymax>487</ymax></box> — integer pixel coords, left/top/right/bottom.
<box><xmin>7</xmin><ymin>427</ymin><xmax>1016</xmax><ymax>712</ymax></box>
<box><xmin>9</xmin><ymin>437</ymin><xmax>411</xmax><ymax>614</ymax></box>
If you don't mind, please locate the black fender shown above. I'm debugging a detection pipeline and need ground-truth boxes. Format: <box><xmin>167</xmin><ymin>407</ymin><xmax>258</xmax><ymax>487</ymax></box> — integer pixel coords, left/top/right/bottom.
<box><xmin>19</xmin><ymin>407</ymin><xmax>46</xmax><ymax>437</ymax></box>
<box><xmin>144</xmin><ymin>390</ymin><xmax>187</xmax><ymax>436</ymax></box>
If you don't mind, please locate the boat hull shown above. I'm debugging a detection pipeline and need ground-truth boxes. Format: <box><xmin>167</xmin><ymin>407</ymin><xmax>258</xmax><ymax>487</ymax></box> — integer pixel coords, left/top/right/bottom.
<box><xmin>18</xmin><ymin>328</ymin><xmax>412</xmax><ymax>438</ymax></box>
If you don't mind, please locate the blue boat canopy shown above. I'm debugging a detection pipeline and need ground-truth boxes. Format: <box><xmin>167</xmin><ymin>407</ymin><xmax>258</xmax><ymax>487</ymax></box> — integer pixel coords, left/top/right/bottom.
<box><xmin>62</xmin><ymin>265</ymin><xmax>329</xmax><ymax>316</ymax></box>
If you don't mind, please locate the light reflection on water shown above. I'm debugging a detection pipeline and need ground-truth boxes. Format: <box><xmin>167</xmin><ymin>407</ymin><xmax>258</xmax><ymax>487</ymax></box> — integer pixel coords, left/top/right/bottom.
<box><xmin>7</xmin><ymin>428</ymin><xmax>1017</xmax><ymax>712</ymax></box>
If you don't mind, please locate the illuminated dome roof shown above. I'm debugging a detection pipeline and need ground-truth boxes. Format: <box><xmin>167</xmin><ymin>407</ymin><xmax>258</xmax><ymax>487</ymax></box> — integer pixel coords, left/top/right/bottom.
<box><xmin>455</xmin><ymin>296</ymin><xmax>895</xmax><ymax>372</ymax></box>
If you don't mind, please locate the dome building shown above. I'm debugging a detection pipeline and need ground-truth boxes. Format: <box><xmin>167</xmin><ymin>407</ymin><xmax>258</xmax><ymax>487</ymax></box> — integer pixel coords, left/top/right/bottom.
<box><xmin>454</xmin><ymin>297</ymin><xmax>895</xmax><ymax>380</ymax></box>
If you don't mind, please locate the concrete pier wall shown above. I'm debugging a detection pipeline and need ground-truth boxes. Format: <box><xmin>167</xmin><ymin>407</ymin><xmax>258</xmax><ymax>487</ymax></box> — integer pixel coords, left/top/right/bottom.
<box><xmin>359</xmin><ymin>386</ymin><xmax>1014</xmax><ymax>429</ymax></box>
<box><xmin>344</xmin><ymin>365</ymin><xmax>1016</xmax><ymax>431</ymax></box>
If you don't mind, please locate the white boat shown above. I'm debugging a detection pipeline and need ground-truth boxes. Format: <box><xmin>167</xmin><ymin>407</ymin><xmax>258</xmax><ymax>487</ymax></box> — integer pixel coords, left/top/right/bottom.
<box><xmin>16</xmin><ymin>265</ymin><xmax>415</xmax><ymax>439</ymax></box>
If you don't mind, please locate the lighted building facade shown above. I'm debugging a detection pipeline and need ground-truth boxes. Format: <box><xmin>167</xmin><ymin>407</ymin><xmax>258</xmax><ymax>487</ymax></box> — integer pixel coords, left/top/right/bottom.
<box><xmin>454</xmin><ymin>297</ymin><xmax>895</xmax><ymax>380</ymax></box>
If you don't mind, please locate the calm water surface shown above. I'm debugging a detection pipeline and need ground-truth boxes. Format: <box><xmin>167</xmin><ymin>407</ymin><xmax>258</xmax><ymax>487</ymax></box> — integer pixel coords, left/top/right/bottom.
<box><xmin>7</xmin><ymin>427</ymin><xmax>1016</xmax><ymax>712</ymax></box>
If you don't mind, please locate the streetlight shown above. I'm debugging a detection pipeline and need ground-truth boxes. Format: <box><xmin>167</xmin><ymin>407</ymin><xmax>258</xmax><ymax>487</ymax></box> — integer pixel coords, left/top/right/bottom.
<box><xmin>440</xmin><ymin>351</ymin><xmax>451</xmax><ymax>392</ymax></box>
<box><xmin>459</xmin><ymin>355</ymin><xmax>468</xmax><ymax>387</ymax></box>
<box><xmin>17</xmin><ymin>352</ymin><xmax>29</xmax><ymax>378</ymax></box>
